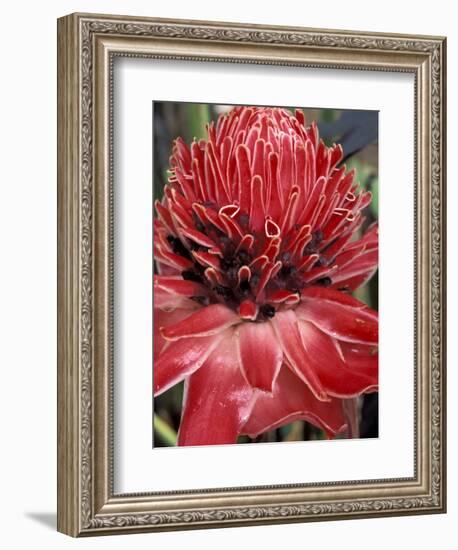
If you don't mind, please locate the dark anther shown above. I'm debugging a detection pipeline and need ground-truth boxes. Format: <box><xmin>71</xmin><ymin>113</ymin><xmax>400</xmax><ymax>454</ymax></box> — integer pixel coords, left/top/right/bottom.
<box><xmin>260</xmin><ymin>304</ymin><xmax>276</xmax><ymax>319</ymax></box>
<box><xmin>280</xmin><ymin>264</ymin><xmax>295</xmax><ymax>278</ymax></box>
<box><xmin>316</xmin><ymin>277</ymin><xmax>332</xmax><ymax>287</ymax></box>
<box><xmin>191</xmin><ymin>295</ymin><xmax>210</xmax><ymax>306</ymax></box>
<box><xmin>281</xmin><ymin>251</ymin><xmax>292</xmax><ymax>263</ymax></box>
<box><xmin>214</xmin><ymin>285</ymin><xmax>233</xmax><ymax>299</ymax></box>
<box><xmin>227</xmin><ymin>267</ymin><xmax>239</xmax><ymax>284</ymax></box>
<box><xmin>238</xmin><ymin>213</ymin><xmax>249</xmax><ymax>228</ymax></box>
<box><xmin>221</xmin><ymin>241</ymin><xmax>236</xmax><ymax>259</ymax></box>
<box><xmin>221</xmin><ymin>257</ymin><xmax>236</xmax><ymax>271</ymax></box>
<box><xmin>239</xmin><ymin>280</ymin><xmax>251</xmax><ymax>295</ymax></box>
<box><xmin>219</xmin><ymin>235</ymin><xmax>231</xmax><ymax>246</ymax></box>
<box><xmin>303</xmin><ymin>230</ymin><xmax>324</xmax><ymax>255</ymax></box>
<box><xmin>314</xmin><ymin>229</ymin><xmax>324</xmax><ymax>242</ymax></box>
<box><xmin>314</xmin><ymin>256</ymin><xmax>330</xmax><ymax>268</ymax></box>
<box><xmin>189</xmin><ymin>241</ymin><xmax>201</xmax><ymax>251</ymax></box>
<box><xmin>237</xmin><ymin>250</ymin><xmax>251</xmax><ymax>264</ymax></box>
<box><xmin>167</xmin><ymin>235</ymin><xmax>191</xmax><ymax>259</ymax></box>
<box><xmin>338</xmin><ymin>286</ymin><xmax>350</xmax><ymax>292</ymax></box>
<box><xmin>192</xmin><ymin>214</ymin><xmax>205</xmax><ymax>233</ymax></box>
<box><xmin>250</xmin><ymin>274</ymin><xmax>260</xmax><ymax>287</ymax></box>
<box><xmin>286</xmin><ymin>273</ymin><xmax>306</xmax><ymax>291</ymax></box>
<box><xmin>182</xmin><ymin>270</ymin><xmax>203</xmax><ymax>283</ymax></box>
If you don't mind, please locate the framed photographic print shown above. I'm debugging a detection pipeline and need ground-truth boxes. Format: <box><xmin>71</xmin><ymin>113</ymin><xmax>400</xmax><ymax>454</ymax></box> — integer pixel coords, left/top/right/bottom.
<box><xmin>57</xmin><ymin>13</ymin><xmax>446</xmax><ymax>536</ymax></box>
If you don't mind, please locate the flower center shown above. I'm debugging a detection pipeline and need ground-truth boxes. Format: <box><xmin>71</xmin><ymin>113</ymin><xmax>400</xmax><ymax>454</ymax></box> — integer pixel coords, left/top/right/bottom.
<box><xmin>165</xmin><ymin>208</ymin><xmax>338</xmax><ymax>321</ymax></box>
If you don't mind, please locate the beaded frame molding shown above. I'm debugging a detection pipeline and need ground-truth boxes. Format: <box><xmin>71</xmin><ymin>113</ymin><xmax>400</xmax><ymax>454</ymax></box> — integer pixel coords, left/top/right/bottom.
<box><xmin>57</xmin><ymin>13</ymin><xmax>446</xmax><ymax>536</ymax></box>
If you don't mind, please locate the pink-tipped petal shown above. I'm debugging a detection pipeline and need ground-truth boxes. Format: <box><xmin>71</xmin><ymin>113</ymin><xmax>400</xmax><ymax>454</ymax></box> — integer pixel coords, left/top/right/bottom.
<box><xmin>154</xmin><ymin>308</ymin><xmax>191</xmax><ymax>360</ymax></box>
<box><xmin>154</xmin><ymin>276</ymin><xmax>205</xmax><ymax>294</ymax></box>
<box><xmin>298</xmin><ymin>320</ymin><xmax>378</xmax><ymax>398</ymax></box>
<box><xmin>297</xmin><ymin>292</ymin><xmax>378</xmax><ymax>345</ymax></box>
<box><xmin>249</xmin><ymin>175</ymin><xmax>265</xmax><ymax>233</ymax></box>
<box><xmin>154</xmin><ymin>287</ymin><xmax>199</xmax><ymax>311</ymax></box>
<box><xmin>238</xmin><ymin>299</ymin><xmax>258</xmax><ymax>320</ymax></box>
<box><xmin>154</xmin><ymin>333</ymin><xmax>224</xmax><ymax>396</ymax></box>
<box><xmin>179</xmin><ymin>227</ymin><xmax>217</xmax><ymax>248</ymax></box>
<box><xmin>242</xmin><ymin>366</ymin><xmax>347</xmax><ymax>439</ymax></box>
<box><xmin>236</xmin><ymin>321</ymin><xmax>283</xmax><ymax>392</ymax></box>
<box><xmin>177</xmin><ymin>332</ymin><xmax>255</xmax><ymax>446</ymax></box>
<box><xmin>161</xmin><ymin>304</ymin><xmax>240</xmax><ymax>341</ymax></box>
<box><xmin>271</xmin><ymin>310</ymin><xmax>328</xmax><ymax>402</ymax></box>
<box><xmin>338</xmin><ymin>341</ymin><xmax>378</xmax><ymax>374</ymax></box>
<box><xmin>301</xmin><ymin>286</ymin><xmax>378</xmax><ymax>313</ymax></box>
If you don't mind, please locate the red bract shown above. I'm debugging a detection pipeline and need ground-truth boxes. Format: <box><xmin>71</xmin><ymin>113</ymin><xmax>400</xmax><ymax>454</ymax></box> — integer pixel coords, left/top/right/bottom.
<box><xmin>154</xmin><ymin>106</ymin><xmax>378</xmax><ymax>446</ymax></box>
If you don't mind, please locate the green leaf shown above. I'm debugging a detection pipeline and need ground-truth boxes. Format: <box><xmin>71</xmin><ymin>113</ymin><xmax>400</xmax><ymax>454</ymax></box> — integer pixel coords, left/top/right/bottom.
<box><xmin>370</xmin><ymin>177</ymin><xmax>379</xmax><ymax>217</ymax></box>
<box><xmin>320</xmin><ymin>109</ymin><xmax>337</xmax><ymax>123</ymax></box>
<box><xmin>153</xmin><ymin>414</ymin><xmax>177</xmax><ymax>446</ymax></box>
<box><xmin>185</xmin><ymin>103</ymin><xmax>211</xmax><ymax>142</ymax></box>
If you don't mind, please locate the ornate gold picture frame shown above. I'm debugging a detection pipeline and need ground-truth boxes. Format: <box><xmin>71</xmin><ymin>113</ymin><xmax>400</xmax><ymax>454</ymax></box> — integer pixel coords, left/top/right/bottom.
<box><xmin>57</xmin><ymin>12</ymin><xmax>446</xmax><ymax>536</ymax></box>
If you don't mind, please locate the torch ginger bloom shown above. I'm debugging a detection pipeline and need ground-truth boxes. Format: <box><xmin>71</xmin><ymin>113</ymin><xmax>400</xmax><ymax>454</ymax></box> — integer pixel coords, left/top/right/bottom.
<box><xmin>154</xmin><ymin>106</ymin><xmax>378</xmax><ymax>446</ymax></box>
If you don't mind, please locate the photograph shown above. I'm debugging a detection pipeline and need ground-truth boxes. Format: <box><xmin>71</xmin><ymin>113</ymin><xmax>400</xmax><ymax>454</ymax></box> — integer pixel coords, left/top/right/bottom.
<box><xmin>153</xmin><ymin>102</ymin><xmax>379</xmax><ymax>447</ymax></box>
<box><xmin>55</xmin><ymin>12</ymin><xmax>446</xmax><ymax>536</ymax></box>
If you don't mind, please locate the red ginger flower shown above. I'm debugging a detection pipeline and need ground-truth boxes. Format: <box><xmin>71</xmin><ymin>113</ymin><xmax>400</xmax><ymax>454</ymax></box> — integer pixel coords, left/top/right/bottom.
<box><xmin>154</xmin><ymin>106</ymin><xmax>378</xmax><ymax>446</ymax></box>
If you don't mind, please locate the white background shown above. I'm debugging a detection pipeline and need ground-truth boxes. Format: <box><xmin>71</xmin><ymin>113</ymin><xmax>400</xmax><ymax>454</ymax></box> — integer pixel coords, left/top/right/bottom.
<box><xmin>115</xmin><ymin>60</ymin><xmax>414</xmax><ymax>492</ymax></box>
<box><xmin>0</xmin><ymin>1</ymin><xmax>454</xmax><ymax>548</ymax></box>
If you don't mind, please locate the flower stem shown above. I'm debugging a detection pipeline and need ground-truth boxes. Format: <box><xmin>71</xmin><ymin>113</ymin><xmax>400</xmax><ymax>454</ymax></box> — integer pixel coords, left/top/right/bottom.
<box><xmin>153</xmin><ymin>414</ymin><xmax>177</xmax><ymax>446</ymax></box>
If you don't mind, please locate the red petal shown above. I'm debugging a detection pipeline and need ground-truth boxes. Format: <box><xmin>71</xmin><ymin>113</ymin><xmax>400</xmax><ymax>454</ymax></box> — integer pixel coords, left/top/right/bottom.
<box><xmin>192</xmin><ymin>250</ymin><xmax>222</xmax><ymax>271</ymax></box>
<box><xmin>329</xmin><ymin>144</ymin><xmax>343</xmax><ymax>170</ymax></box>
<box><xmin>299</xmin><ymin>320</ymin><xmax>378</xmax><ymax>397</ymax></box>
<box><xmin>279</xmin><ymin>186</ymin><xmax>300</xmax><ymax>234</ymax></box>
<box><xmin>179</xmin><ymin>227</ymin><xmax>217</xmax><ymax>248</ymax></box>
<box><xmin>249</xmin><ymin>175</ymin><xmax>265</xmax><ymax>233</ymax></box>
<box><xmin>153</xmin><ymin>276</ymin><xmax>207</xmax><ymax>311</ymax></box>
<box><xmin>191</xmin><ymin>155</ymin><xmax>207</xmax><ymax>202</ymax></box>
<box><xmin>301</xmin><ymin>286</ymin><xmax>377</xmax><ymax>312</ymax></box>
<box><xmin>338</xmin><ymin>341</ymin><xmax>378</xmax><ymax>375</ymax></box>
<box><xmin>266</xmin><ymin>152</ymin><xmax>282</xmax><ymax>219</ymax></box>
<box><xmin>236</xmin><ymin>322</ymin><xmax>283</xmax><ymax>392</ymax></box>
<box><xmin>154</xmin><ymin>276</ymin><xmax>208</xmax><ymax>310</ymax></box>
<box><xmin>154</xmin><ymin>308</ymin><xmax>190</xmax><ymax>360</ymax></box>
<box><xmin>161</xmin><ymin>304</ymin><xmax>240</xmax><ymax>340</ymax></box>
<box><xmin>178</xmin><ymin>331</ymin><xmax>255</xmax><ymax>446</ymax></box>
<box><xmin>236</xmin><ymin>234</ymin><xmax>255</xmax><ymax>253</ymax></box>
<box><xmin>271</xmin><ymin>310</ymin><xmax>328</xmax><ymax>401</ymax></box>
<box><xmin>265</xmin><ymin>217</ymin><xmax>281</xmax><ymax>238</ymax></box>
<box><xmin>204</xmin><ymin>267</ymin><xmax>224</xmax><ymax>286</ymax></box>
<box><xmin>154</xmin><ymin>333</ymin><xmax>224</xmax><ymax>395</ymax></box>
<box><xmin>297</xmin><ymin>291</ymin><xmax>378</xmax><ymax>345</ymax></box>
<box><xmin>238</xmin><ymin>299</ymin><xmax>258</xmax><ymax>320</ymax></box>
<box><xmin>153</xmin><ymin>246</ymin><xmax>194</xmax><ymax>271</ymax></box>
<box><xmin>316</xmin><ymin>140</ymin><xmax>331</xmax><ymax>179</ymax></box>
<box><xmin>266</xmin><ymin>289</ymin><xmax>301</xmax><ymax>305</ymax></box>
<box><xmin>154</xmin><ymin>199</ymin><xmax>175</xmax><ymax>236</ymax></box>
<box><xmin>279</xmin><ymin>133</ymin><xmax>294</xmax><ymax>197</ymax></box>
<box><xmin>206</xmin><ymin>140</ymin><xmax>231</xmax><ymax>204</ymax></box>
<box><xmin>252</xmin><ymin>138</ymin><xmax>266</xmax><ymax>182</ymax></box>
<box><xmin>173</xmin><ymin>137</ymin><xmax>192</xmax><ymax>168</ymax></box>
<box><xmin>236</xmin><ymin>144</ymin><xmax>251</xmax><ymax>214</ymax></box>
<box><xmin>219</xmin><ymin>211</ymin><xmax>244</xmax><ymax>241</ymax></box>
<box><xmin>255</xmin><ymin>260</ymin><xmax>281</xmax><ymax>301</ymax></box>
<box><xmin>295</xmin><ymin>109</ymin><xmax>305</xmax><ymax>127</ymax></box>
<box><xmin>331</xmin><ymin>249</ymin><xmax>378</xmax><ymax>289</ymax></box>
<box><xmin>242</xmin><ymin>366</ymin><xmax>346</xmax><ymax>438</ymax></box>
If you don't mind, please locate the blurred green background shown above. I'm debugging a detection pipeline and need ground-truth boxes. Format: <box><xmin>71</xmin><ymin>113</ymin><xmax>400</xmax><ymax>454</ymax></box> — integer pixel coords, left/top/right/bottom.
<box><xmin>153</xmin><ymin>102</ymin><xmax>379</xmax><ymax>447</ymax></box>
